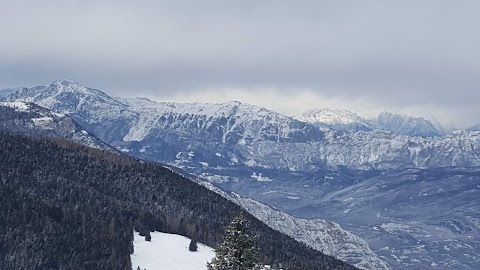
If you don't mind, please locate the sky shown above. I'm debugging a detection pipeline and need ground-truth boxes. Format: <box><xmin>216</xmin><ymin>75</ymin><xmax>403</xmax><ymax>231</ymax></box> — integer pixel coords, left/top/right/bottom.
<box><xmin>1</xmin><ymin>0</ymin><xmax>479</xmax><ymax>129</ymax></box>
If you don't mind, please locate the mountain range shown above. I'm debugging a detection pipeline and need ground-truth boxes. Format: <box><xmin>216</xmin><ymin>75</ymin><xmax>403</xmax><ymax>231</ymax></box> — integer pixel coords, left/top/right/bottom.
<box><xmin>3</xmin><ymin>79</ymin><xmax>480</xmax><ymax>269</ymax></box>
<box><xmin>294</xmin><ymin>108</ymin><xmax>442</xmax><ymax>137</ymax></box>
<box><xmin>0</xmin><ymin>100</ymin><xmax>387</xmax><ymax>270</ymax></box>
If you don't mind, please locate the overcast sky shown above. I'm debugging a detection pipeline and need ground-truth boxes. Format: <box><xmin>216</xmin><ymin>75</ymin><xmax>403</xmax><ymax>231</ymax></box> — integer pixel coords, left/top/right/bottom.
<box><xmin>1</xmin><ymin>0</ymin><xmax>479</xmax><ymax>128</ymax></box>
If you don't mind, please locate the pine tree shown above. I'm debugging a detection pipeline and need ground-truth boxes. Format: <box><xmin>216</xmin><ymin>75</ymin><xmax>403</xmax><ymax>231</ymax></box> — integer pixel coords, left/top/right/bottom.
<box><xmin>207</xmin><ymin>213</ymin><xmax>262</xmax><ymax>270</ymax></box>
<box><xmin>145</xmin><ymin>231</ymin><xmax>151</xmax><ymax>242</ymax></box>
<box><xmin>189</xmin><ymin>239</ymin><xmax>198</xmax><ymax>252</ymax></box>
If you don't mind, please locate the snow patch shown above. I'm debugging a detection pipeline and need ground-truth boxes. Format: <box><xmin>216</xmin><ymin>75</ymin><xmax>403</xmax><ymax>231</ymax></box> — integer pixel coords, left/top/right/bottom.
<box><xmin>251</xmin><ymin>172</ymin><xmax>273</xmax><ymax>182</ymax></box>
<box><xmin>0</xmin><ymin>101</ymin><xmax>29</xmax><ymax>111</ymax></box>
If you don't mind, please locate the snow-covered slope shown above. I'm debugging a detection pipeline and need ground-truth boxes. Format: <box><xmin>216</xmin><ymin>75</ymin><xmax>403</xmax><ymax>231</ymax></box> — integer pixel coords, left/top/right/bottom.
<box><xmin>234</xmin><ymin>196</ymin><xmax>391</xmax><ymax>270</ymax></box>
<box><xmin>294</xmin><ymin>108</ymin><xmax>441</xmax><ymax>136</ymax></box>
<box><xmin>374</xmin><ymin>111</ymin><xmax>441</xmax><ymax>137</ymax></box>
<box><xmin>0</xmin><ymin>101</ymin><xmax>116</xmax><ymax>151</ymax></box>
<box><xmin>187</xmin><ymin>177</ymin><xmax>390</xmax><ymax>270</ymax></box>
<box><xmin>132</xmin><ymin>231</ymin><xmax>214</xmax><ymax>270</ymax></box>
<box><xmin>294</xmin><ymin>108</ymin><xmax>374</xmax><ymax>131</ymax></box>
<box><xmin>5</xmin><ymin>81</ymin><xmax>480</xmax><ymax>171</ymax></box>
<box><xmin>5</xmin><ymin>81</ymin><xmax>322</xmax><ymax>146</ymax></box>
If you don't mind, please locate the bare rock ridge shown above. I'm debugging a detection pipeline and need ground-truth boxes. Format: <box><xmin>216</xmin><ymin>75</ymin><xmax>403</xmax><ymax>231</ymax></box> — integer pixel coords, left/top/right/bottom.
<box><xmin>0</xmin><ymin>101</ymin><xmax>116</xmax><ymax>152</ymax></box>
<box><xmin>294</xmin><ymin>108</ymin><xmax>442</xmax><ymax>137</ymax></box>
<box><xmin>178</xmin><ymin>171</ymin><xmax>391</xmax><ymax>270</ymax></box>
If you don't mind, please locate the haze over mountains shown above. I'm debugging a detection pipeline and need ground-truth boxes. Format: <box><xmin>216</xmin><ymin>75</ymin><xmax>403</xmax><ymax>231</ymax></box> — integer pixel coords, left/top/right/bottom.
<box><xmin>3</xmin><ymin>80</ymin><xmax>480</xmax><ymax>269</ymax></box>
<box><xmin>295</xmin><ymin>108</ymin><xmax>444</xmax><ymax>137</ymax></box>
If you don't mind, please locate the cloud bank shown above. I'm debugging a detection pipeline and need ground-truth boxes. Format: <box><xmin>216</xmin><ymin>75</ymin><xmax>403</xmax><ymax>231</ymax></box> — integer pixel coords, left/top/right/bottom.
<box><xmin>1</xmin><ymin>0</ymin><xmax>479</xmax><ymax>128</ymax></box>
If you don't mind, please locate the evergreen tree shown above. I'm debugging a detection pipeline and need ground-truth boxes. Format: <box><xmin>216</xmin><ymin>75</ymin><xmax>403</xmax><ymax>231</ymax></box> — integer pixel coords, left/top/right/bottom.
<box><xmin>207</xmin><ymin>213</ymin><xmax>261</xmax><ymax>270</ymax></box>
<box><xmin>189</xmin><ymin>239</ymin><xmax>198</xmax><ymax>252</ymax></box>
<box><xmin>145</xmin><ymin>231</ymin><xmax>151</xmax><ymax>242</ymax></box>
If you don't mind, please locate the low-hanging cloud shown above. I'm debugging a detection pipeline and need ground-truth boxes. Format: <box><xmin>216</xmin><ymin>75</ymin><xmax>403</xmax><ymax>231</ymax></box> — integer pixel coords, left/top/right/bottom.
<box><xmin>1</xmin><ymin>0</ymin><xmax>479</xmax><ymax>128</ymax></box>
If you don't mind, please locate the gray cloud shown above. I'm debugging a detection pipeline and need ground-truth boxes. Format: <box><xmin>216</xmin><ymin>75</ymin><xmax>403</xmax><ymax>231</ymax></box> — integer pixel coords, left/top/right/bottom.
<box><xmin>1</xmin><ymin>0</ymin><xmax>479</xmax><ymax>128</ymax></box>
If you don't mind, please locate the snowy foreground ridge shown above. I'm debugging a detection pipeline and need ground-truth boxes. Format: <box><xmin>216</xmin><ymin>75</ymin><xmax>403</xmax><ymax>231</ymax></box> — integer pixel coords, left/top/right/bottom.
<box><xmin>131</xmin><ymin>231</ymin><xmax>214</xmax><ymax>270</ymax></box>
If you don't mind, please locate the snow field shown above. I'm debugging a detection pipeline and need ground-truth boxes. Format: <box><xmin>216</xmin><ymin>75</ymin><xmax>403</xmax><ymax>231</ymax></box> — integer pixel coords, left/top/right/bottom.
<box><xmin>131</xmin><ymin>231</ymin><xmax>215</xmax><ymax>270</ymax></box>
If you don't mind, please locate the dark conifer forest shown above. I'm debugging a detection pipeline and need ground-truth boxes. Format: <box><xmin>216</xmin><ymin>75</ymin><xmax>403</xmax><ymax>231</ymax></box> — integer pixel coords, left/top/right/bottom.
<box><xmin>0</xmin><ymin>133</ymin><xmax>357</xmax><ymax>270</ymax></box>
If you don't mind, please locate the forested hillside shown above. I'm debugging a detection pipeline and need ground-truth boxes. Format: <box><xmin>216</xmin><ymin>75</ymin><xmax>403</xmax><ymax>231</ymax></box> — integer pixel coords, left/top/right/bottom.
<box><xmin>0</xmin><ymin>134</ymin><xmax>356</xmax><ymax>270</ymax></box>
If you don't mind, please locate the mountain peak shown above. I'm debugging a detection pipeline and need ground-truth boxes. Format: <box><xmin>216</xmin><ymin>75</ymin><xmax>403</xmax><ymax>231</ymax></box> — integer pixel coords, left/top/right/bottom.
<box><xmin>48</xmin><ymin>80</ymin><xmax>92</xmax><ymax>94</ymax></box>
<box><xmin>297</xmin><ymin>108</ymin><xmax>366</xmax><ymax>125</ymax></box>
<box><xmin>375</xmin><ymin>110</ymin><xmax>441</xmax><ymax>137</ymax></box>
<box><xmin>4</xmin><ymin>80</ymin><xmax>124</xmax><ymax>113</ymax></box>
<box><xmin>52</xmin><ymin>79</ymin><xmax>77</xmax><ymax>85</ymax></box>
<box><xmin>294</xmin><ymin>108</ymin><xmax>374</xmax><ymax>131</ymax></box>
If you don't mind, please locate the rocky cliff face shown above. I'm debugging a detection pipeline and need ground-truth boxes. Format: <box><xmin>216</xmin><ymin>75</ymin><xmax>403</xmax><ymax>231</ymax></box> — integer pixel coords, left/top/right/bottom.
<box><xmin>374</xmin><ymin>110</ymin><xmax>441</xmax><ymax>137</ymax></box>
<box><xmin>295</xmin><ymin>108</ymin><xmax>442</xmax><ymax>137</ymax></box>
<box><xmin>182</xmin><ymin>174</ymin><xmax>391</xmax><ymax>270</ymax></box>
<box><xmin>294</xmin><ymin>108</ymin><xmax>374</xmax><ymax>131</ymax></box>
<box><xmin>0</xmin><ymin>101</ymin><xmax>116</xmax><ymax>151</ymax></box>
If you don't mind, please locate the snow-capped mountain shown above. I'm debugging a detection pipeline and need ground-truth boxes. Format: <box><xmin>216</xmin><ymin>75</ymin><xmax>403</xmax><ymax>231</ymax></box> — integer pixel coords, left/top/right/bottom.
<box><xmin>4</xmin><ymin>80</ymin><xmax>480</xmax><ymax>171</ymax></box>
<box><xmin>374</xmin><ymin>110</ymin><xmax>441</xmax><ymax>137</ymax></box>
<box><xmin>4</xmin><ymin>80</ymin><xmax>480</xmax><ymax>269</ymax></box>
<box><xmin>0</xmin><ymin>101</ymin><xmax>116</xmax><ymax>151</ymax></box>
<box><xmin>295</xmin><ymin>108</ymin><xmax>442</xmax><ymax>136</ymax></box>
<box><xmin>294</xmin><ymin>108</ymin><xmax>374</xmax><ymax>131</ymax></box>
<box><xmin>4</xmin><ymin>80</ymin><xmax>323</xmax><ymax>145</ymax></box>
<box><xmin>132</xmin><ymin>231</ymin><xmax>214</xmax><ymax>270</ymax></box>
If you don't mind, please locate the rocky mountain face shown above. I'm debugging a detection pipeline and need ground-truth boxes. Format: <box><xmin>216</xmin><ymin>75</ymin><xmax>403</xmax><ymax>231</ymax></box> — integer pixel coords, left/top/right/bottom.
<box><xmin>295</xmin><ymin>108</ymin><xmax>442</xmax><ymax>137</ymax></box>
<box><xmin>294</xmin><ymin>108</ymin><xmax>374</xmax><ymax>131</ymax></box>
<box><xmin>4</xmin><ymin>80</ymin><xmax>480</xmax><ymax>269</ymax></box>
<box><xmin>374</xmin><ymin>111</ymin><xmax>441</xmax><ymax>137</ymax></box>
<box><xmin>235</xmin><ymin>197</ymin><xmax>391</xmax><ymax>270</ymax></box>
<box><xmin>176</xmin><ymin>171</ymin><xmax>391</xmax><ymax>270</ymax></box>
<box><xmin>0</xmin><ymin>101</ymin><xmax>116</xmax><ymax>152</ymax></box>
<box><xmin>4</xmin><ymin>81</ymin><xmax>480</xmax><ymax>172</ymax></box>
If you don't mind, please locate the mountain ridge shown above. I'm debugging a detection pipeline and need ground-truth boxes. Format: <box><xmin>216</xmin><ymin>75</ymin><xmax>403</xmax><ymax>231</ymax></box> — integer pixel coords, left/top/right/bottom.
<box><xmin>4</xmin><ymin>80</ymin><xmax>480</xmax><ymax>269</ymax></box>
<box><xmin>0</xmin><ymin>90</ymin><xmax>384</xmax><ymax>269</ymax></box>
<box><xmin>5</xmin><ymin>81</ymin><xmax>480</xmax><ymax>171</ymax></box>
<box><xmin>294</xmin><ymin>107</ymin><xmax>442</xmax><ymax>137</ymax></box>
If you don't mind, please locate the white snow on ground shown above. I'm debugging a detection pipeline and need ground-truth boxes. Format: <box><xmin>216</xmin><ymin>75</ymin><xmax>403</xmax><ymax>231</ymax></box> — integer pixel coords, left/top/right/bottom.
<box><xmin>0</xmin><ymin>101</ymin><xmax>29</xmax><ymax>111</ymax></box>
<box><xmin>131</xmin><ymin>231</ymin><xmax>214</xmax><ymax>270</ymax></box>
